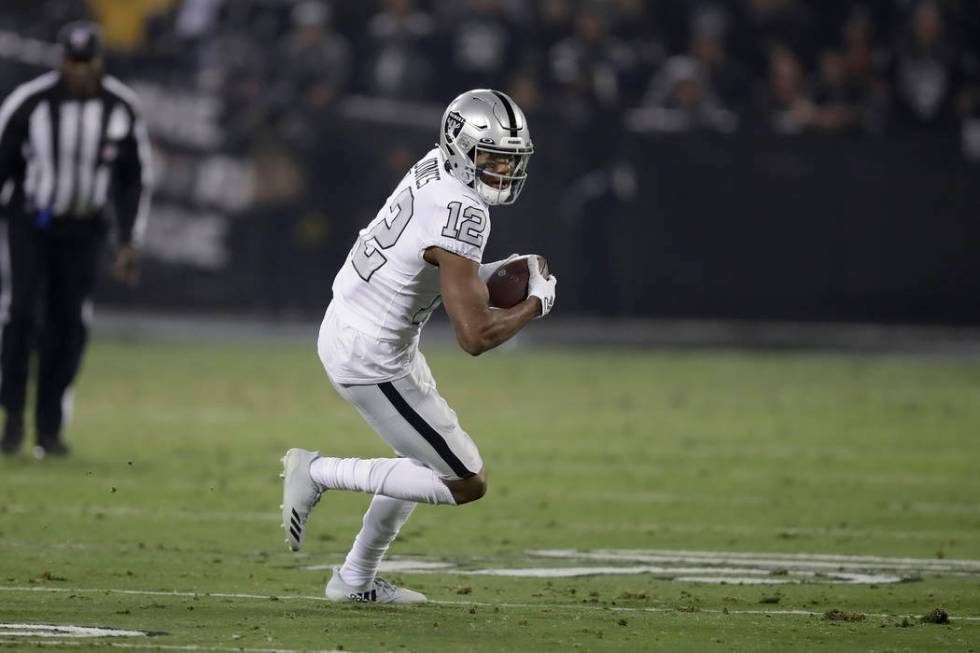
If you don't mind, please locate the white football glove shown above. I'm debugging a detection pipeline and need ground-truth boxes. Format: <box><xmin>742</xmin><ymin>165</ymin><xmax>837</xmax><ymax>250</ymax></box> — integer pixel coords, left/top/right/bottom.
<box><xmin>527</xmin><ymin>256</ymin><xmax>556</xmax><ymax>318</ymax></box>
<box><xmin>478</xmin><ymin>253</ymin><xmax>527</xmax><ymax>283</ymax></box>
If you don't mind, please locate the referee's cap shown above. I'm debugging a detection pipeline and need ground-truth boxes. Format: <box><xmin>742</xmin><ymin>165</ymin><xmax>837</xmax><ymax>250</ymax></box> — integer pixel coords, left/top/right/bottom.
<box><xmin>58</xmin><ymin>21</ymin><xmax>103</xmax><ymax>62</ymax></box>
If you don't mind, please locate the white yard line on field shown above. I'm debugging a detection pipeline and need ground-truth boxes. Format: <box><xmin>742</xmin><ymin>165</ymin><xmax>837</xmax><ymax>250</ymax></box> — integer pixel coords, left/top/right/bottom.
<box><xmin>0</xmin><ymin>640</ymin><xmax>350</xmax><ymax>653</ymax></box>
<box><xmin>0</xmin><ymin>625</ymin><xmax>147</xmax><ymax>638</ymax></box>
<box><xmin>1</xmin><ymin>585</ymin><xmax>978</xmax><ymax>622</ymax></box>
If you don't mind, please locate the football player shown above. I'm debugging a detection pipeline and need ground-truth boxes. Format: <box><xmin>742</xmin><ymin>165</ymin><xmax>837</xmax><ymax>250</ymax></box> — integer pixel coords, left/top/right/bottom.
<box><xmin>280</xmin><ymin>89</ymin><xmax>556</xmax><ymax>603</ymax></box>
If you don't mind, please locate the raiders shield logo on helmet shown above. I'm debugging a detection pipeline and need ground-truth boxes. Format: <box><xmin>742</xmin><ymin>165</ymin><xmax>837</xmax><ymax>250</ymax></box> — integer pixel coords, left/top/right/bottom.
<box><xmin>444</xmin><ymin>111</ymin><xmax>464</xmax><ymax>144</ymax></box>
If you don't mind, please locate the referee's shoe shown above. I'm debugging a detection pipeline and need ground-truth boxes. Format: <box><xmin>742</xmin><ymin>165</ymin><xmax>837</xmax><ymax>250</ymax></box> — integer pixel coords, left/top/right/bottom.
<box><xmin>0</xmin><ymin>414</ymin><xmax>24</xmax><ymax>455</ymax></box>
<box><xmin>33</xmin><ymin>435</ymin><xmax>70</xmax><ymax>458</ymax></box>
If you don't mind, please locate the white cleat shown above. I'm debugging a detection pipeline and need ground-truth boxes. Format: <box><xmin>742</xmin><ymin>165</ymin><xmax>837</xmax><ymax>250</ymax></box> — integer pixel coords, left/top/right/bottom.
<box><xmin>325</xmin><ymin>567</ymin><xmax>427</xmax><ymax>604</ymax></box>
<box><xmin>280</xmin><ymin>448</ymin><xmax>324</xmax><ymax>551</ymax></box>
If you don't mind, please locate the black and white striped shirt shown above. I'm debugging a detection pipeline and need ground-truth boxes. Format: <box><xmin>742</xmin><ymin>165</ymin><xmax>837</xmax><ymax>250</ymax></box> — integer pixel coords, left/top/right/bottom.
<box><xmin>0</xmin><ymin>70</ymin><xmax>151</xmax><ymax>244</ymax></box>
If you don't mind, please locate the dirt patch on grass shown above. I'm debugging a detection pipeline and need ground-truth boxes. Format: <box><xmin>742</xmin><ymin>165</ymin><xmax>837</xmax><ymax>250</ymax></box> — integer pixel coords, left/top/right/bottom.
<box><xmin>920</xmin><ymin>608</ymin><xmax>950</xmax><ymax>624</ymax></box>
<box><xmin>617</xmin><ymin>591</ymin><xmax>649</xmax><ymax>600</ymax></box>
<box><xmin>823</xmin><ymin>609</ymin><xmax>866</xmax><ymax>622</ymax></box>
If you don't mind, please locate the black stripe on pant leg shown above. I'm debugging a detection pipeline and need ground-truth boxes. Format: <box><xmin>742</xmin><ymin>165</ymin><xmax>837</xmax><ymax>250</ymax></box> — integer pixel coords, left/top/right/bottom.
<box><xmin>377</xmin><ymin>382</ymin><xmax>475</xmax><ymax>479</ymax></box>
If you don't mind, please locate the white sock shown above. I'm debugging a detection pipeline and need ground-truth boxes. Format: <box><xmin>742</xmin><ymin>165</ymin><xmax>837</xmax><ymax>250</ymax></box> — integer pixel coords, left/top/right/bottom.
<box><xmin>339</xmin><ymin>495</ymin><xmax>416</xmax><ymax>590</ymax></box>
<box><xmin>309</xmin><ymin>456</ymin><xmax>457</xmax><ymax>505</ymax></box>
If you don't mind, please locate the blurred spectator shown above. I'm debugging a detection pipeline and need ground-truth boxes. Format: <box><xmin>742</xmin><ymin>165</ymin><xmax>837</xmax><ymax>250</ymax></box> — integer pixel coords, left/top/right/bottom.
<box><xmin>763</xmin><ymin>44</ymin><xmax>815</xmax><ymax>134</ymax></box>
<box><xmin>687</xmin><ymin>5</ymin><xmax>750</xmax><ymax>113</ymax></box>
<box><xmin>174</xmin><ymin>0</ymin><xmax>223</xmax><ymax>42</ymax></box>
<box><xmin>548</xmin><ymin>4</ymin><xmax>635</xmax><ymax>110</ymax></box>
<box><xmin>737</xmin><ymin>0</ymin><xmax>817</xmax><ymax>73</ymax></box>
<box><xmin>890</xmin><ymin>0</ymin><xmax>960</xmax><ymax>128</ymax></box>
<box><xmin>439</xmin><ymin>0</ymin><xmax>523</xmax><ymax>94</ymax></box>
<box><xmin>606</xmin><ymin>0</ymin><xmax>665</xmax><ymax>104</ymax></box>
<box><xmin>630</xmin><ymin>55</ymin><xmax>738</xmax><ymax>133</ymax></box>
<box><xmin>533</xmin><ymin>0</ymin><xmax>575</xmax><ymax>54</ymax></box>
<box><xmin>172</xmin><ymin>0</ymin><xmax>223</xmax><ymax>71</ymax></box>
<box><xmin>958</xmin><ymin>55</ymin><xmax>980</xmax><ymax>160</ymax></box>
<box><xmin>269</xmin><ymin>1</ymin><xmax>351</xmax><ymax>148</ymax></box>
<box><xmin>841</xmin><ymin>4</ymin><xmax>882</xmax><ymax>88</ymax></box>
<box><xmin>0</xmin><ymin>0</ymin><xmax>91</xmax><ymax>39</ymax></box>
<box><xmin>218</xmin><ymin>24</ymin><xmax>272</xmax><ymax>151</ymax></box>
<box><xmin>839</xmin><ymin>3</ymin><xmax>890</xmax><ymax>132</ymax></box>
<box><xmin>364</xmin><ymin>0</ymin><xmax>436</xmax><ymax>100</ymax></box>
<box><xmin>547</xmin><ymin>2</ymin><xmax>638</xmax><ymax>152</ymax></box>
<box><xmin>507</xmin><ymin>69</ymin><xmax>544</xmax><ymax>118</ymax></box>
<box><xmin>809</xmin><ymin>49</ymin><xmax>861</xmax><ymax>132</ymax></box>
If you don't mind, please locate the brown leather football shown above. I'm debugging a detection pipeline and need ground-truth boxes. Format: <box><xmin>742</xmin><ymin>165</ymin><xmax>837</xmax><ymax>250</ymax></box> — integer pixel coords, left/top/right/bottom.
<box><xmin>487</xmin><ymin>256</ymin><xmax>548</xmax><ymax>308</ymax></box>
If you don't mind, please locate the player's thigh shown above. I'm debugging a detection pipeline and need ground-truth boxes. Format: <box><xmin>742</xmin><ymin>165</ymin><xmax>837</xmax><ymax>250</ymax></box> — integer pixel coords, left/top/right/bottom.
<box><xmin>332</xmin><ymin>370</ymin><xmax>482</xmax><ymax>481</ymax></box>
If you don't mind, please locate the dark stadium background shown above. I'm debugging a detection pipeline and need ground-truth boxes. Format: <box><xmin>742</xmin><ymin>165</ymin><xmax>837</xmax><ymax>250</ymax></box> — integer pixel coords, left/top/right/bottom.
<box><xmin>2</xmin><ymin>0</ymin><xmax>979</xmax><ymax>326</ymax></box>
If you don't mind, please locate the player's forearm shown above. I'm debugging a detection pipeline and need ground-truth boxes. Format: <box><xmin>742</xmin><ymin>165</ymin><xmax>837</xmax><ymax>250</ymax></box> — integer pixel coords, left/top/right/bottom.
<box><xmin>454</xmin><ymin>297</ymin><xmax>540</xmax><ymax>356</ymax></box>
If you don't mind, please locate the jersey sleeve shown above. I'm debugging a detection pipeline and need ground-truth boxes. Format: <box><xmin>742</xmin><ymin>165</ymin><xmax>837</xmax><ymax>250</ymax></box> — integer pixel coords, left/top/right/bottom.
<box><xmin>0</xmin><ymin>89</ymin><xmax>30</xmax><ymax>196</ymax></box>
<box><xmin>110</xmin><ymin>100</ymin><xmax>152</xmax><ymax>246</ymax></box>
<box><xmin>413</xmin><ymin>183</ymin><xmax>490</xmax><ymax>264</ymax></box>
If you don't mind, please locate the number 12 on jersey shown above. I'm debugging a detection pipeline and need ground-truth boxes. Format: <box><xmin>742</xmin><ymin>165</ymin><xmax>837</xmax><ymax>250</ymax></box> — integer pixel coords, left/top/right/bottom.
<box><xmin>441</xmin><ymin>201</ymin><xmax>486</xmax><ymax>248</ymax></box>
<box><xmin>351</xmin><ymin>187</ymin><xmax>415</xmax><ymax>281</ymax></box>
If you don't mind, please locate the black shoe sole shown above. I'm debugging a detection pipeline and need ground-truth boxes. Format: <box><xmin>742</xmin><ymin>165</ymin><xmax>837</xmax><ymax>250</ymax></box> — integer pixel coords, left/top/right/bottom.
<box><xmin>34</xmin><ymin>442</ymin><xmax>70</xmax><ymax>457</ymax></box>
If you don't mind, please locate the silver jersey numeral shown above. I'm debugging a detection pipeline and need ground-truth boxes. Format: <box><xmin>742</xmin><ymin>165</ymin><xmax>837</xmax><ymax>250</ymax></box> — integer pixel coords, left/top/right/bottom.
<box><xmin>352</xmin><ymin>187</ymin><xmax>415</xmax><ymax>281</ymax></box>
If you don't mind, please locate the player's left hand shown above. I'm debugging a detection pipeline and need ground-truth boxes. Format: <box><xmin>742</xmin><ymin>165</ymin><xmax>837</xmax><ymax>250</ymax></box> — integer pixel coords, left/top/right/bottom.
<box><xmin>113</xmin><ymin>245</ymin><xmax>140</xmax><ymax>286</ymax></box>
<box><xmin>527</xmin><ymin>257</ymin><xmax>556</xmax><ymax>318</ymax></box>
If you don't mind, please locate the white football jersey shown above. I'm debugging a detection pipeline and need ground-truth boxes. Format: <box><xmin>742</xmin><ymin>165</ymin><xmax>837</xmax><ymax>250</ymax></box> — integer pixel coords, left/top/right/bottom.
<box><xmin>322</xmin><ymin>147</ymin><xmax>491</xmax><ymax>383</ymax></box>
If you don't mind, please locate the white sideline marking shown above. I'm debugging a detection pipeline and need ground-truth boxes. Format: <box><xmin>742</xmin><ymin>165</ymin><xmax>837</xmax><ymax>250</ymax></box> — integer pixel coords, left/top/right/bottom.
<box><xmin>0</xmin><ymin>640</ymin><xmax>350</xmax><ymax>652</ymax></box>
<box><xmin>1</xmin><ymin>585</ymin><xmax>978</xmax><ymax>622</ymax></box>
<box><xmin>304</xmin><ymin>560</ymin><xmax>455</xmax><ymax>572</ymax></box>
<box><xmin>306</xmin><ymin>549</ymin><xmax>979</xmax><ymax>585</ymax></box>
<box><xmin>0</xmin><ymin>624</ymin><xmax>148</xmax><ymax>638</ymax></box>
<box><xmin>529</xmin><ymin>549</ymin><xmax>980</xmax><ymax>573</ymax></box>
<box><xmin>457</xmin><ymin>567</ymin><xmax>902</xmax><ymax>584</ymax></box>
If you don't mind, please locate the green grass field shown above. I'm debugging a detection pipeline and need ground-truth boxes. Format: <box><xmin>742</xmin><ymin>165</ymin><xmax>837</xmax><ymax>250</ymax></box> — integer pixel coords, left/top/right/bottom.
<box><xmin>2</xmin><ymin>337</ymin><xmax>979</xmax><ymax>652</ymax></box>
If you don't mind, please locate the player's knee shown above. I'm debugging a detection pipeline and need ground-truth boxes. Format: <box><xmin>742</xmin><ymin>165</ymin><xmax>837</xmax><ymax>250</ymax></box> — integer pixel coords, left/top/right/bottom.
<box><xmin>446</xmin><ymin>472</ymin><xmax>487</xmax><ymax>505</ymax></box>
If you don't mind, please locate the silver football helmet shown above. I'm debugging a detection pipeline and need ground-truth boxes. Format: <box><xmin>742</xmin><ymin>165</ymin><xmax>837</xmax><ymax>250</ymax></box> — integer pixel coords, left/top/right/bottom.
<box><xmin>438</xmin><ymin>89</ymin><xmax>533</xmax><ymax>206</ymax></box>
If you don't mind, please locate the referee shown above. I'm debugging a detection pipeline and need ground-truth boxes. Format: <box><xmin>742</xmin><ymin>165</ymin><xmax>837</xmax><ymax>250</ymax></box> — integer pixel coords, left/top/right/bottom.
<box><xmin>0</xmin><ymin>22</ymin><xmax>151</xmax><ymax>457</ymax></box>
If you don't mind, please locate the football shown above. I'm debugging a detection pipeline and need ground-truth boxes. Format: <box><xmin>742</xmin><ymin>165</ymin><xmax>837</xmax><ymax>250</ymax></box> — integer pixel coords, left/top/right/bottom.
<box><xmin>487</xmin><ymin>256</ymin><xmax>548</xmax><ymax>308</ymax></box>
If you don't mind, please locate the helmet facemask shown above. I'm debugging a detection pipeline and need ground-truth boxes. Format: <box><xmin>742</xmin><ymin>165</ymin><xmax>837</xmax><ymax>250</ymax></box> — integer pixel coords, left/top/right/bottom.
<box><xmin>471</xmin><ymin>143</ymin><xmax>532</xmax><ymax>205</ymax></box>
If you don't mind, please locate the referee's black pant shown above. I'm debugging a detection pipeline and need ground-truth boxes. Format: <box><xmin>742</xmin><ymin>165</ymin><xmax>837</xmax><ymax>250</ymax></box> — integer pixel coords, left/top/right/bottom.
<box><xmin>0</xmin><ymin>213</ymin><xmax>105</xmax><ymax>440</ymax></box>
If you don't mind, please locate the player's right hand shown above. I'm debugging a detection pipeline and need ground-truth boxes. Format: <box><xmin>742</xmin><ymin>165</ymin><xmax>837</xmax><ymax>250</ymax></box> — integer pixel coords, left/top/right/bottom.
<box><xmin>478</xmin><ymin>253</ymin><xmax>525</xmax><ymax>283</ymax></box>
<box><xmin>527</xmin><ymin>258</ymin><xmax>556</xmax><ymax>318</ymax></box>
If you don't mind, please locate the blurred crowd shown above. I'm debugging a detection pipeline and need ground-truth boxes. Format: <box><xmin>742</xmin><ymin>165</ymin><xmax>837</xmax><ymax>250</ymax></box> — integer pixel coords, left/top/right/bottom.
<box><xmin>4</xmin><ymin>0</ymin><xmax>979</xmax><ymax>144</ymax></box>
